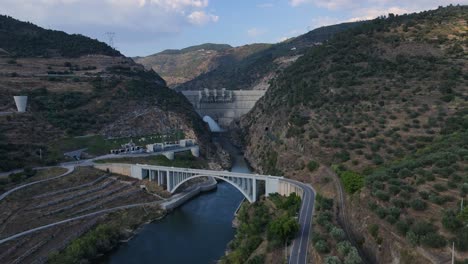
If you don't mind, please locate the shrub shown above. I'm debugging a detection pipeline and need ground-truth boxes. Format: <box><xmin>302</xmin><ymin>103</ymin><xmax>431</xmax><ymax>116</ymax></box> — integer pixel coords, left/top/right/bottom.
<box><xmin>420</xmin><ymin>233</ymin><xmax>447</xmax><ymax>248</ymax></box>
<box><xmin>396</xmin><ymin>220</ymin><xmax>410</xmax><ymax>235</ymax></box>
<box><xmin>344</xmin><ymin>247</ymin><xmax>362</xmax><ymax>264</ymax></box>
<box><xmin>374</xmin><ymin>190</ymin><xmax>390</xmax><ymax>201</ymax></box>
<box><xmin>267</xmin><ymin>215</ymin><xmax>299</xmax><ymax>242</ymax></box>
<box><xmin>375</xmin><ymin>207</ymin><xmax>388</xmax><ymax>219</ymax></box>
<box><xmin>316</xmin><ymin>194</ymin><xmax>334</xmax><ymax>211</ymax></box>
<box><xmin>454</xmin><ymin>227</ymin><xmax>468</xmax><ymax>251</ymax></box>
<box><xmin>317</xmin><ymin>211</ymin><xmax>333</xmax><ymax>226</ymax></box>
<box><xmin>314</xmin><ymin>239</ymin><xmax>330</xmax><ymax>253</ymax></box>
<box><xmin>410</xmin><ymin>199</ymin><xmax>427</xmax><ymax>211</ymax></box>
<box><xmin>368</xmin><ymin>224</ymin><xmax>379</xmax><ymax>238</ymax></box>
<box><xmin>331</xmin><ymin>227</ymin><xmax>346</xmax><ymax>241</ymax></box>
<box><xmin>247</xmin><ymin>255</ymin><xmax>265</xmax><ymax>264</ymax></box>
<box><xmin>386</xmin><ymin>215</ymin><xmax>398</xmax><ymax>224</ymax></box>
<box><xmin>340</xmin><ymin>171</ymin><xmax>364</xmax><ymax>194</ymax></box>
<box><xmin>307</xmin><ymin>160</ymin><xmax>319</xmax><ymax>172</ymax></box>
<box><xmin>442</xmin><ymin>210</ymin><xmax>462</xmax><ymax>232</ymax></box>
<box><xmin>337</xmin><ymin>241</ymin><xmax>353</xmax><ymax>256</ymax></box>
<box><xmin>325</xmin><ymin>256</ymin><xmax>342</xmax><ymax>264</ymax></box>
<box><xmin>391</xmin><ymin>198</ymin><xmax>408</xmax><ymax>208</ymax></box>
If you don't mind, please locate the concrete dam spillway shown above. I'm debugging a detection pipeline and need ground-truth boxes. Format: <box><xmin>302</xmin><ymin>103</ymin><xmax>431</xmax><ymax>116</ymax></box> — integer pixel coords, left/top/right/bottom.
<box><xmin>181</xmin><ymin>89</ymin><xmax>266</xmax><ymax>128</ymax></box>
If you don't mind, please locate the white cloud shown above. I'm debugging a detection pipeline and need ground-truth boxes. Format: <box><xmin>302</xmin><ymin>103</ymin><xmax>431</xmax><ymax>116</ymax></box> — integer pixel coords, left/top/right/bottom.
<box><xmin>289</xmin><ymin>0</ymin><xmax>353</xmax><ymax>9</ymax></box>
<box><xmin>0</xmin><ymin>0</ymin><xmax>219</xmax><ymax>33</ymax></box>
<box><xmin>310</xmin><ymin>16</ymin><xmax>343</xmax><ymax>28</ymax></box>
<box><xmin>187</xmin><ymin>11</ymin><xmax>219</xmax><ymax>25</ymax></box>
<box><xmin>289</xmin><ymin>0</ymin><xmax>468</xmax><ymax>11</ymax></box>
<box><xmin>348</xmin><ymin>6</ymin><xmax>410</xmax><ymax>21</ymax></box>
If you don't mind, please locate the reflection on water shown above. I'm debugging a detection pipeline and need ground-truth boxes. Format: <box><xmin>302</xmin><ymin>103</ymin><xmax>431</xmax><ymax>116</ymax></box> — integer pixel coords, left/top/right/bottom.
<box><xmin>105</xmin><ymin>137</ymin><xmax>248</xmax><ymax>264</ymax></box>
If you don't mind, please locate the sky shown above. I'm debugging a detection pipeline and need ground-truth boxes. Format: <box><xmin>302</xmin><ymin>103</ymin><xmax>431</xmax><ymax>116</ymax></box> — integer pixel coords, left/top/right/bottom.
<box><xmin>1</xmin><ymin>0</ymin><xmax>467</xmax><ymax>57</ymax></box>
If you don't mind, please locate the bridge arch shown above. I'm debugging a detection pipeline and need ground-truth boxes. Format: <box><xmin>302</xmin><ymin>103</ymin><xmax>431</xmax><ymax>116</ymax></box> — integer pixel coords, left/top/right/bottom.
<box><xmin>171</xmin><ymin>174</ymin><xmax>255</xmax><ymax>203</ymax></box>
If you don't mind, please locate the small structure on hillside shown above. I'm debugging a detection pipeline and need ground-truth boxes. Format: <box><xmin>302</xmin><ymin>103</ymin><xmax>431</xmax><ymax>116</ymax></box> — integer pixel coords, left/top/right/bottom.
<box><xmin>110</xmin><ymin>140</ymin><xmax>144</xmax><ymax>154</ymax></box>
<box><xmin>13</xmin><ymin>96</ymin><xmax>28</xmax><ymax>112</ymax></box>
<box><xmin>146</xmin><ymin>139</ymin><xmax>196</xmax><ymax>153</ymax></box>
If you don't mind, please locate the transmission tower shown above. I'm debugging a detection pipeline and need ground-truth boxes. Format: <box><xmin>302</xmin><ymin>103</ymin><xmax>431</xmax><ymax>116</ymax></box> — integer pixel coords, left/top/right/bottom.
<box><xmin>105</xmin><ymin>32</ymin><xmax>115</xmax><ymax>49</ymax></box>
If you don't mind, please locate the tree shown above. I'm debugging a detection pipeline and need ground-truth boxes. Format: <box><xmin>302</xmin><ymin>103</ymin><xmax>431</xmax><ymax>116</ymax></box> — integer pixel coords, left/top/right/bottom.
<box><xmin>307</xmin><ymin>160</ymin><xmax>319</xmax><ymax>172</ymax></box>
<box><xmin>344</xmin><ymin>248</ymin><xmax>362</xmax><ymax>264</ymax></box>
<box><xmin>337</xmin><ymin>241</ymin><xmax>352</xmax><ymax>256</ymax></box>
<box><xmin>442</xmin><ymin>210</ymin><xmax>462</xmax><ymax>232</ymax></box>
<box><xmin>410</xmin><ymin>199</ymin><xmax>427</xmax><ymax>211</ymax></box>
<box><xmin>331</xmin><ymin>227</ymin><xmax>346</xmax><ymax>241</ymax></box>
<box><xmin>267</xmin><ymin>215</ymin><xmax>299</xmax><ymax>242</ymax></box>
<box><xmin>325</xmin><ymin>256</ymin><xmax>342</xmax><ymax>264</ymax></box>
<box><xmin>314</xmin><ymin>239</ymin><xmax>330</xmax><ymax>253</ymax></box>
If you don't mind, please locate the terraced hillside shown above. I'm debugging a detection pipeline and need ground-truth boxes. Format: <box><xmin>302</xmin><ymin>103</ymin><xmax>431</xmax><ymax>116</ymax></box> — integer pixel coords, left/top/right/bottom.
<box><xmin>0</xmin><ymin>15</ymin><xmax>211</xmax><ymax>172</ymax></box>
<box><xmin>0</xmin><ymin>167</ymin><xmax>163</xmax><ymax>264</ymax></box>
<box><xmin>239</xmin><ymin>5</ymin><xmax>468</xmax><ymax>263</ymax></box>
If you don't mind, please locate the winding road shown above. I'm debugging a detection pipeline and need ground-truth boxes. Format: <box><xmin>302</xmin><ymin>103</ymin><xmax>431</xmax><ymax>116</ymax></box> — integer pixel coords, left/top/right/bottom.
<box><xmin>0</xmin><ymin>166</ymin><xmax>75</xmax><ymax>202</ymax></box>
<box><xmin>0</xmin><ymin>149</ymin><xmax>317</xmax><ymax>263</ymax></box>
<box><xmin>284</xmin><ymin>179</ymin><xmax>316</xmax><ymax>264</ymax></box>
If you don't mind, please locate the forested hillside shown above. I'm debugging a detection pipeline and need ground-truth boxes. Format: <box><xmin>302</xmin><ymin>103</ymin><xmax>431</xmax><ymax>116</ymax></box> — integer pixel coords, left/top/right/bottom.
<box><xmin>0</xmin><ymin>15</ymin><xmax>121</xmax><ymax>57</ymax></box>
<box><xmin>176</xmin><ymin>21</ymin><xmax>363</xmax><ymax>91</ymax></box>
<box><xmin>135</xmin><ymin>43</ymin><xmax>270</xmax><ymax>87</ymax></box>
<box><xmin>239</xmin><ymin>5</ymin><xmax>467</xmax><ymax>263</ymax></box>
<box><xmin>0</xmin><ymin>15</ymin><xmax>210</xmax><ymax>171</ymax></box>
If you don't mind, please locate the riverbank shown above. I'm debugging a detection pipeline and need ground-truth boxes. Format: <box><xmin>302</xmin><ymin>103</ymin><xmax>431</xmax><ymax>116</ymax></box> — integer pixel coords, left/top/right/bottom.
<box><xmin>102</xmin><ymin>135</ymin><xmax>246</xmax><ymax>263</ymax></box>
<box><xmin>220</xmin><ymin>194</ymin><xmax>301</xmax><ymax>264</ymax></box>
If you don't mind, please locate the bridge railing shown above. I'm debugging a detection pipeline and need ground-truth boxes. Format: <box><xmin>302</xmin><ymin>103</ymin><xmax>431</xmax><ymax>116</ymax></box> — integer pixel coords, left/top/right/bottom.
<box><xmin>134</xmin><ymin>164</ymin><xmax>283</xmax><ymax>180</ymax></box>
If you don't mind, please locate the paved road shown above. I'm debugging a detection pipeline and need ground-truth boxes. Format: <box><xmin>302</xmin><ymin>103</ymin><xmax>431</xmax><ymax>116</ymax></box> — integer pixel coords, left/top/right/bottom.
<box><xmin>283</xmin><ymin>179</ymin><xmax>315</xmax><ymax>264</ymax></box>
<box><xmin>0</xmin><ymin>178</ymin><xmax>217</xmax><ymax>245</ymax></box>
<box><xmin>0</xmin><ymin>200</ymin><xmax>162</xmax><ymax>245</ymax></box>
<box><xmin>0</xmin><ymin>166</ymin><xmax>75</xmax><ymax>202</ymax></box>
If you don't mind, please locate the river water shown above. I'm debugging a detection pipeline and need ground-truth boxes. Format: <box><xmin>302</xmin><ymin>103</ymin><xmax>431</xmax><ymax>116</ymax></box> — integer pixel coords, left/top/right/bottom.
<box><xmin>105</xmin><ymin>139</ymin><xmax>248</xmax><ymax>264</ymax></box>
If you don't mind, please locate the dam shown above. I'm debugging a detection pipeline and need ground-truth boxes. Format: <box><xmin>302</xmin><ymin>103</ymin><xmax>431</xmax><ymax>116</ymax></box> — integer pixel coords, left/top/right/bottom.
<box><xmin>181</xmin><ymin>89</ymin><xmax>265</xmax><ymax>128</ymax></box>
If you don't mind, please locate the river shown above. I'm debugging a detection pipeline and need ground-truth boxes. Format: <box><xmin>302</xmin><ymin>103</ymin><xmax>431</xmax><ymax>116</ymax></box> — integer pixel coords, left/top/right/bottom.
<box><xmin>104</xmin><ymin>138</ymin><xmax>248</xmax><ymax>264</ymax></box>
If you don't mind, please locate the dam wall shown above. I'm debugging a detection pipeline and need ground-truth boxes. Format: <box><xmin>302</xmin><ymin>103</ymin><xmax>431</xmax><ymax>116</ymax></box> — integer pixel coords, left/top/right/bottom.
<box><xmin>181</xmin><ymin>89</ymin><xmax>265</xmax><ymax>128</ymax></box>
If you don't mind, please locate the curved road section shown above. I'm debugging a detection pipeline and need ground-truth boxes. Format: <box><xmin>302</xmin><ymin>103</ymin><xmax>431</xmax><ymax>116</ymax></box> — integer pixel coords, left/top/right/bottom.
<box><xmin>0</xmin><ymin>166</ymin><xmax>75</xmax><ymax>202</ymax></box>
<box><xmin>283</xmin><ymin>179</ymin><xmax>316</xmax><ymax>264</ymax></box>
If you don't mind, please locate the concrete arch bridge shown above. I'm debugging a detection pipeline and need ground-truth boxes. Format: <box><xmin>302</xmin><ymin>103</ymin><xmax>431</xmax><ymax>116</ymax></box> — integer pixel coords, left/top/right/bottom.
<box><xmin>97</xmin><ymin>163</ymin><xmax>303</xmax><ymax>203</ymax></box>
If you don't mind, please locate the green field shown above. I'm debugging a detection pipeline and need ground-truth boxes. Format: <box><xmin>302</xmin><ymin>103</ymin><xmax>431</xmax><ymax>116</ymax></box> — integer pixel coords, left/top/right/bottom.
<box><xmin>94</xmin><ymin>152</ymin><xmax>207</xmax><ymax>169</ymax></box>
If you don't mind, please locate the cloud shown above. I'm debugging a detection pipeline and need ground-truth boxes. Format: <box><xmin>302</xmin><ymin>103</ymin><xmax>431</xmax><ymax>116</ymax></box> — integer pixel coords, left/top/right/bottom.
<box><xmin>289</xmin><ymin>0</ymin><xmax>353</xmax><ymax>9</ymax></box>
<box><xmin>187</xmin><ymin>11</ymin><xmax>219</xmax><ymax>25</ymax></box>
<box><xmin>0</xmin><ymin>0</ymin><xmax>219</xmax><ymax>33</ymax></box>
<box><xmin>289</xmin><ymin>0</ymin><xmax>468</xmax><ymax>12</ymax></box>
<box><xmin>348</xmin><ymin>6</ymin><xmax>410</xmax><ymax>21</ymax></box>
<box><xmin>247</xmin><ymin>27</ymin><xmax>267</xmax><ymax>37</ymax></box>
<box><xmin>310</xmin><ymin>16</ymin><xmax>343</xmax><ymax>28</ymax></box>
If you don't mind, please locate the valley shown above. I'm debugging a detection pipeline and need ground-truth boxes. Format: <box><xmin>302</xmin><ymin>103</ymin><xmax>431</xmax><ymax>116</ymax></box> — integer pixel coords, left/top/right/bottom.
<box><xmin>0</xmin><ymin>3</ymin><xmax>467</xmax><ymax>264</ymax></box>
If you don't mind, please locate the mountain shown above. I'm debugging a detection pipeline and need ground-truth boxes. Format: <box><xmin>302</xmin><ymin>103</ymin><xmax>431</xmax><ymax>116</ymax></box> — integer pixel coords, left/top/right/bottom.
<box><xmin>238</xmin><ymin>5</ymin><xmax>468</xmax><ymax>263</ymax></box>
<box><xmin>134</xmin><ymin>43</ymin><xmax>271</xmax><ymax>87</ymax></box>
<box><xmin>176</xmin><ymin>21</ymin><xmax>364</xmax><ymax>91</ymax></box>
<box><xmin>0</xmin><ymin>15</ymin><xmax>121</xmax><ymax>58</ymax></box>
<box><xmin>0</xmin><ymin>15</ymin><xmax>211</xmax><ymax>171</ymax></box>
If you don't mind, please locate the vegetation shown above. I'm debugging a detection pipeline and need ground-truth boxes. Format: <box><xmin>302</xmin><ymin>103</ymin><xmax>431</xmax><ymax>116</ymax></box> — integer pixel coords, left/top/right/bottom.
<box><xmin>94</xmin><ymin>152</ymin><xmax>208</xmax><ymax>169</ymax></box>
<box><xmin>49</xmin><ymin>206</ymin><xmax>163</xmax><ymax>263</ymax></box>
<box><xmin>220</xmin><ymin>193</ymin><xmax>301</xmax><ymax>264</ymax></box>
<box><xmin>178</xmin><ymin>21</ymin><xmax>363</xmax><ymax>90</ymax></box>
<box><xmin>313</xmin><ymin>194</ymin><xmax>362</xmax><ymax>263</ymax></box>
<box><xmin>0</xmin><ymin>15</ymin><xmax>120</xmax><ymax>57</ymax></box>
<box><xmin>333</xmin><ymin>166</ymin><xmax>364</xmax><ymax>194</ymax></box>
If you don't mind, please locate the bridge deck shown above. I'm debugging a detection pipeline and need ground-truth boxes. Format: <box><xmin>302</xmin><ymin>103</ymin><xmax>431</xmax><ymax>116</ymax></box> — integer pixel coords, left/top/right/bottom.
<box><xmin>134</xmin><ymin>164</ymin><xmax>283</xmax><ymax>180</ymax></box>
